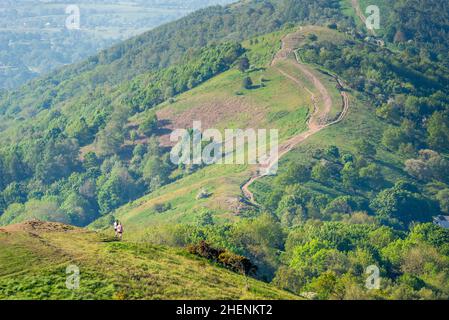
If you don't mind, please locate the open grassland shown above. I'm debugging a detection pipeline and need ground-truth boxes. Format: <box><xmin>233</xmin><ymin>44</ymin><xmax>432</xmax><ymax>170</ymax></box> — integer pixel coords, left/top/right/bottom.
<box><xmin>102</xmin><ymin>28</ymin><xmax>344</xmax><ymax>231</ymax></box>
<box><xmin>0</xmin><ymin>221</ymin><xmax>299</xmax><ymax>300</ymax></box>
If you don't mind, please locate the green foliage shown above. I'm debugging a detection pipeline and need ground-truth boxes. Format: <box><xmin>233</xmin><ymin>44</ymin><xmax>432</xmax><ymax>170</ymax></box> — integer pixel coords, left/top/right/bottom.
<box><xmin>436</xmin><ymin>189</ymin><xmax>449</xmax><ymax>214</ymax></box>
<box><xmin>126</xmin><ymin>42</ymin><xmax>244</xmax><ymax>111</ymax></box>
<box><xmin>138</xmin><ymin>113</ymin><xmax>158</xmax><ymax>137</ymax></box>
<box><xmin>381</xmin><ymin>0</ymin><xmax>449</xmax><ymax>59</ymax></box>
<box><xmin>187</xmin><ymin>241</ymin><xmax>257</xmax><ymax>276</ymax></box>
<box><xmin>341</xmin><ymin>162</ymin><xmax>359</xmax><ymax>189</ymax></box>
<box><xmin>370</xmin><ymin>181</ymin><xmax>433</xmax><ymax>225</ymax></box>
<box><xmin>0</xmin><ymin>197</ymin><xmax>68</xmax><ymax>225</ymax></box>
<box><xmin>238</xmin><ymin>57</ymin><xmax>250</xmax><ymax>72</ymax></box>
<box><xmin>427</xmin><ymin>111</ymin><xmax>449</xmax><ymax>152</ymax></box>
<box><xmin>354</xmin><ymin>139</ymin><xmax>376</xmax><ymax>158</ymax></box>
<box><xmin>311</xmin><ymin>161</ymin><xmax>332</xmax><ymax>182</ymax></box>
<box><xmin>242</xmin><ymin>76</ymin><xmax>253</xmax><ymax>89</ymax></box>
<box><xmin>196</xmin><ymin>210</ymin><xmax>215</xmax><ymax>226</ymax></box>
<box><xmin>278</xmin><ymin>163</ymin><xmax>311</xmax><ymax>185</ymax></box>
<box><xmin>95</xmin><ymin>107</ymin><xmax>130</xmax><ymax>157</ymax></box>
<box><xmin>274</xmin><ymin>220</ymin><xmax>449</xmax><ymax>299</ymax></box>
<box><xmin>0</xmin><ymin>227</ymin><xmax>295</xmax><ymax>300</ymax></box>
<box><xmin>0</xmin><ymin>0</ymin><xmax>350</xmax><ymax>228</ymax></box>
<box><xmin>152</xmin><ymin>203</ymin><xmax>172</xmax><ymax>214</ymax></box>
<box><xmin>97</xmin><ymin>164</ymin><xmax>138</xmax><ymax>215</ymax></box>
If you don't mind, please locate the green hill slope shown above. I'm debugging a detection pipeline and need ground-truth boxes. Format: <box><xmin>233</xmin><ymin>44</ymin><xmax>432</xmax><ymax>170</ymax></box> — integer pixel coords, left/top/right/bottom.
<box><xmin>0</xmin><ymin>221</ymin><xmax>298</xmax><ymax>300</ymax></box>
<box><xmin>0</xmin><ymin>0</ymin><xmax>346</xmax><ymax>228</ymax></box>
<box><xmin>1</xmin><ymin>0</ymin><xmax>449</xmax><ymax>300</ymax></box>
<box><xmin>90</xmin><ymin>26</ymin><xmax>346</xmax><ymax>233</ymax></box>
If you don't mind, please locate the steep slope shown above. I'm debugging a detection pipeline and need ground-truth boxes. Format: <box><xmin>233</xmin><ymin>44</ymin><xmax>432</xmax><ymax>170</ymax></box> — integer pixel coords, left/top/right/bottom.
<box><xmin>0</xmin><ymin>221</ymin><xmax>298</xmax><ymax>299</ymax></box>
<box><xmin>1</xmin><ymin>0</ymin><xmax>449</xmax><ymax>300</ymax></box>
<box><xmin>242</xmin><ymin>28</ymin><xmax>350</xmax><ymax>204</ymax></box>
<box><xmin>0</xmin><ymin>0</ymin><xmax>344</xmax><ymax>121</ymax></box>
<box><xmin>100</xmin><ymin>15</ymin><xmax>449</xmax><ymax>236</ymax></box>
<box><xmin>0</xmin><ymin>0</ymin><xmax>237</xmax><ymax>90</ymax></box>
<box><xmin>0</xmin><ymin>0</ymin><xmax>347</xmax><ymax>228</ymax></box>
<box><xmin>345</xmin><ymin>0</ymin><xmax>449</xmax><ymax>59</ymax></box>
<box><xmin>92</xmin><ymin>27</ymin><xmax>345</xmax><ymax>232</ymax></box>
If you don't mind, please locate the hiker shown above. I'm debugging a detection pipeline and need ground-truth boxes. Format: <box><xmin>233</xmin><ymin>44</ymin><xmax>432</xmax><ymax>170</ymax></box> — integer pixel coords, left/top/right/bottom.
<box><xmin>113</xmin><ymin>220</ymin><xmax>118</xmax><ymax>237</ymax></box>
<box><xmin>117</xmin><ymin>222</ymin><xmax>123</xmax><ymax>240</ymax></box>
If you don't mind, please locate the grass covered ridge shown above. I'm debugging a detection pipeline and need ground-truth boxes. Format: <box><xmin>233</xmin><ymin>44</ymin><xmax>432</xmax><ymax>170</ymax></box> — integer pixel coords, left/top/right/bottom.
<box><xmin>0</xmin><ymin>221</ymin><xmax>299</xmax><ymax>300</ymax></box>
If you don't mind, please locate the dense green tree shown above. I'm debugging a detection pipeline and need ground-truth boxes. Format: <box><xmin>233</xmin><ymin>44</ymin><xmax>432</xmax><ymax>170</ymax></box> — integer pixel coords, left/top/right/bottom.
<box><xmin>97</xmin><ymin>164</ymin><xmax>137</xmax><ymax>215</ymax></box>
<box><xmin>2</xmin><ymin>182</ymin><xmax>27</xmax><ymax>206</ymax></box>
<box><xmin>0</xmin><ymin>197</ymin><xmax>68</xmax><ymax>226</ymax></box>
<box><xmin>61</xmin><ymin>192</ymin><xmax>97</xmax><ymax>226</ymax></box>
<box><xmin>354</xmin><ymin>139</ymin><xmax>377</xmax><ymax>158</ymax></box>
<box><xmin>325</xmin><ymin>145</ymin><xmax>340</xmax><ymax>159</ymax></box>
<box><xmin>311</xmin><ymin>161</ymin><xmax>332</xmax><ymax>183</ymax></box>
<box><xmin>65</xmin><ymin>117</ymin><xmax>91</xmax><ymax>145</ymax></box>
<box><xmin>359</xmin><ymin>163</ymin><xmax>383</xmax><ymax>188</ymax></box>
<box><xmin>370</xmin><ymin>181</ymin><xmax>432</xmax><ymax>224</ymax></box>
<box><xmin>138</xmin><ymin>113</ymin><xmax>159</xmax><ymax>137</ymax></box>
<box><xmin>196</xmin><ymin>210</ymin><xmax>215</xmax><ymax>227</ymax></box>
<box><xmin>231</xmin><ymin>214</ymin><xmax>285</xmax><ymax>280</ymax></box>
<box><xmin>341</xmin><ymin>162</ymin><xmax>359</xmax><ymax>190</ymax></box>
<box><xmin>427</xmin><ymin>111</ymin><xmax>449</xmax><ymax>152</ymax></box>
<box><xmin>436</xmin><ymin>189</ymin><xmax>449</xmax><ymax>214</ymax></box>
<box><xmin>33</xmin><ymin>138</ymin><xmax>80</xmax><ymax>184</ymax></box>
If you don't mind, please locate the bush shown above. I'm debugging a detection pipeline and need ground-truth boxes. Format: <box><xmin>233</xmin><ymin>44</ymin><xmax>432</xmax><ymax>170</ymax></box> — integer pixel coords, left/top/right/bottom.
<box><xmin>188</xmin><ymin>241</ymin><xmax>257</xmax><ymax>276</ymax></box>
<box><xmin>153</xmin><ymin>202</ymin><xmax>172</xmax><ymax>213</ymax></box>
<box><xmin>242</xmin><ymin>76</ymin><xmax>253</xmax><ymax>89</ymax></box>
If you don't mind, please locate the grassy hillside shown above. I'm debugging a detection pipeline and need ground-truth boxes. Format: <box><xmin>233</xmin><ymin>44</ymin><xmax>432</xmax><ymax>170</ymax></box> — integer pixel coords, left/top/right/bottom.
<box><xmin>0</xmin><ymin>0</ymin><xmax>347</xmax><ymax>229</ymax></box>
<box><xmin>1</xmin><ymin>0</ymin><xmax>449</xmax><ymax>300</ymax></box>
<box><xmin>91</xmin><ymin>26</ymin><xmax>345</xmax><ymax>233</ymax></box>
<box><xmin>88</xmin><ymin>22</ymin><xmax>444</xmax><ymax>232</ymax></box>
<box><xmin>0</xmin><ymin>0</ymin><xmax>343</xmax><ymax>121</ymax></box>
<box><xmin>0</xmin><ymin>221</ymin><xmax>299</xmax><ymax>299</ymax></box>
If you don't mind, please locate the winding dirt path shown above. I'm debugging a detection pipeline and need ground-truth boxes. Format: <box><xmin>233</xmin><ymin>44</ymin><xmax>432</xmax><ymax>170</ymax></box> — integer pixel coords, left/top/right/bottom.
<box><xmin>351</xmin><ymin>0</ymin><xmax>377</xmax><ymax>36</ymax></box>
<box><xmin>241</xmin><ymin>31</ymin><xmax>350</xmax><ymax>205</ymax></box>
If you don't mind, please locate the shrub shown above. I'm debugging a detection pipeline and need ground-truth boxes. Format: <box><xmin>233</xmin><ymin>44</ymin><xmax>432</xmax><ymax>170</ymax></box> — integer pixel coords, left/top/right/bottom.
<box><xmin>242</xmin><ymin>76</ymin><xmax>253</xmax><ymax>89</ymax></box>
<box><xmin>153</xmin><ymin>202</ymin><xmax>172</xmax><ymax>213</ymax></box>
<box><xmin>188</xmin><ymin>241</ymin><xmax>257</xmax><ymax>276</ymax></box>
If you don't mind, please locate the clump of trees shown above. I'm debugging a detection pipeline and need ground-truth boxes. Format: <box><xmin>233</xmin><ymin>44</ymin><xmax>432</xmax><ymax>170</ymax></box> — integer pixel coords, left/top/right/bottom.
<box><xmin>142</xmin><ymin>215</ymin><xmax>449</xmax><ymax>300</ymax></box>
<box><xmin>126</xmin><ymin>42</ymin><xmax>245</xmax><ymax>112</ymax></box>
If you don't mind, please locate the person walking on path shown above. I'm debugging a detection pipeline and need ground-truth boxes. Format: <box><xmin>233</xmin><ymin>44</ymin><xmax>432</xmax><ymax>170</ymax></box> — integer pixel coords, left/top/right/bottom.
<box><xmin>117</xmin><ymin>222</ymin><xmax>123</xmax><ymax>240</ymax></box>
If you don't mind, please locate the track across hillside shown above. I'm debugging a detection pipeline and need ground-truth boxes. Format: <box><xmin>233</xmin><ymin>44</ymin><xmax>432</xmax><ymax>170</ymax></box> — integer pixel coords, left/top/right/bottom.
<box><xmin>351</xmin><ymin>0</ymin><xmax>377</xmax><ymax>36</ymax></box>
<box><xmin>241</xmin><ymin>31</ymin><xmax>350</xmax><ymax>205</ymax></box>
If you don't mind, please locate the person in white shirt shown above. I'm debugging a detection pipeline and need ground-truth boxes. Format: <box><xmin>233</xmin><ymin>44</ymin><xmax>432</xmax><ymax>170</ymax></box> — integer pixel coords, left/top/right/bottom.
<box><xmin>113</xmin><ymin>220</ymin><xmax>118</xmax><ymax>237</ymax></box>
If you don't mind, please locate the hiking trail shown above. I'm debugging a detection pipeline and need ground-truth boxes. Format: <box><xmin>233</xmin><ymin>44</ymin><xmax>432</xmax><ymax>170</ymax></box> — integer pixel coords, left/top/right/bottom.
<box><xmin>351</xmin><ymin>0</ymin><xmax>377</xmax><ymax>36</ymax></box>
<box><xmin>241</xmin><ymin>30</ymin><xmax>350</xmax><ymax>205</ymax></box>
